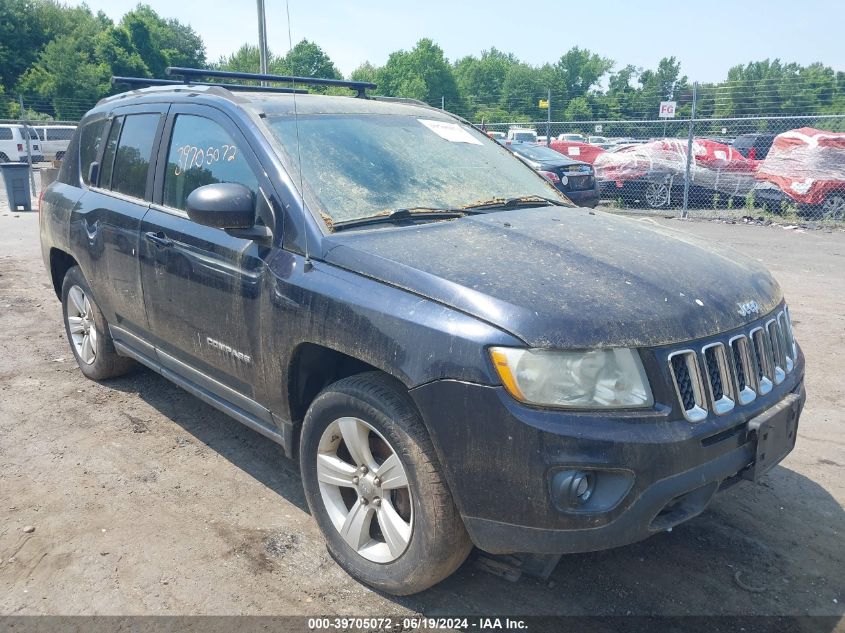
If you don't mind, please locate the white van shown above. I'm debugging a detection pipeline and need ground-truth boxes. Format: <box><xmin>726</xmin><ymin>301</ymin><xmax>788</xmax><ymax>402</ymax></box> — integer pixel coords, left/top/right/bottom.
<box><xmin>0</xmin><ymin>125</ymin><xmax>44</xmax><ymax>163</ymax></box>
<box><xmin>507</xmin><ymin>128</ymin><xmax>538</xmax><ymax>143</ymax></box>
<box><xmin>34</xmin><ymin>125</ymin><xmax>76</xmax><ymax>160</ymax></box>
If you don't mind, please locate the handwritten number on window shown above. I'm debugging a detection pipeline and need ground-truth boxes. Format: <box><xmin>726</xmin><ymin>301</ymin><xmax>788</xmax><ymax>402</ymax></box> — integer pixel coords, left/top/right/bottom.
<box><xmin>173</xmin><ymin>143</ymin><xmax>238</xmax><ymax>176</ymax></box>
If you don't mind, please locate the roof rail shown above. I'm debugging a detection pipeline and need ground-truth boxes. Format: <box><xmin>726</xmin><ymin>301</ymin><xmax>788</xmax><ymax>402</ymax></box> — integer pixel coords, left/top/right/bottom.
<box><xmin>165</xmin><ymin>67</ymin><xmax>377</xmax><ymax>98</ymax></box>
<box><xmin>111</xmin><ymin>76</ymin><xmax>307</xmax><ymax>95</ymax></box>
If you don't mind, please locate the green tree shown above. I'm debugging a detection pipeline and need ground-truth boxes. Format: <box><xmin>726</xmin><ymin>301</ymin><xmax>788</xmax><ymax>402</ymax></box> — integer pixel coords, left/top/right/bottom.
<box><xmin>453</xmin><ymin>48</ymin><xmax>518</xmax><ymax>118</ymax></box>
<box><xmin>115</xmin><ymin>4</ymin><xmax>205</xmax><ymax>79</ymax></box>
<box><xmin>350</xmin><ymin>61</ymin><xmax>379</xmax><ymax>84</ymax></box>
<box><xmin>281</xmin><ymin>39</ymin><xmax>341</xmax><ymax>79</ymax></box>
<box><xmin>376</xmin><ymin>39</ymin><xmax>461</xmax><ymax>109</ymax></box>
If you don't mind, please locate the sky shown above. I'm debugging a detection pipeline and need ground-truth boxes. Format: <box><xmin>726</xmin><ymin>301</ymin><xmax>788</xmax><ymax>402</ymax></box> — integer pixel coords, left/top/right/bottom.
<box><xmin>64</xmin><ymin>0</ymin><xmax>844</xmax><ymax>81</ymax></box>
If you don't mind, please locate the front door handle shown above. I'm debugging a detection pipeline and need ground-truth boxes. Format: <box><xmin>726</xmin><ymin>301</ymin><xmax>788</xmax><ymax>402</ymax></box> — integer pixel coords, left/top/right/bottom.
<box><xmin>144</xmin><ymin>231</ymin><xmax>173</xmax><ymax>248</ymax></box>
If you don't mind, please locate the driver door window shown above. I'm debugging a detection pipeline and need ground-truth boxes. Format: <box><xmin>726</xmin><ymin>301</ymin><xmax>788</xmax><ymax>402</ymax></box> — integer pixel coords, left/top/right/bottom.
<box><xmin>163</xmin><ymin>115</ymin><xmax>259</xmax><ymax>211</ymax></box>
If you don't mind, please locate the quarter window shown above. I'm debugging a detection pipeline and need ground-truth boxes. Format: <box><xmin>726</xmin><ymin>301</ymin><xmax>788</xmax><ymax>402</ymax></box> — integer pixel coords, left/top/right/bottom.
<box><xmin>79</xmin><ymin>119</ymin><xmax>108</xmax><ymax>186</ymax></box>
<box><xmin>163</xmin><ymin>114</ymin><xmax>258</xmax><ymax>211</ymax></box>
<box><xmin>0</xmin><ymin>127</ymin><xmax>12</xmax><ymax>141</ymax></box>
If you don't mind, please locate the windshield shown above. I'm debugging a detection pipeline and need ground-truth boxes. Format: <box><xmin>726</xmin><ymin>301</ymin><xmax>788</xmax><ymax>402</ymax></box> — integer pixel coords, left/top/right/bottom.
<box><xmin>510</xmin><ymin>131</ymin><xmax>536</xmax><ymax>142</ymax></box>
<box><xmin>266</xmin><ymin>114</ymin><xmax>565</xmax><ymax>223</ymax></box>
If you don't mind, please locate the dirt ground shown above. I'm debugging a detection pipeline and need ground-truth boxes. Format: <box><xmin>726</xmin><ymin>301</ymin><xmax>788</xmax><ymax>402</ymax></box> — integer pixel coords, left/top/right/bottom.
<box><xmin>0</xmin><ymin>209</ymin><xmax>843</xmax><ymax>619</ymax></box>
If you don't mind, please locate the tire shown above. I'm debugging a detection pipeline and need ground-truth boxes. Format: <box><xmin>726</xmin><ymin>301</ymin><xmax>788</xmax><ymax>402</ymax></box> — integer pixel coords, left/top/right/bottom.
<box><xmin>0</xmin><ymin>153</ymin><xmax>8</xmax><ymax>162</ymax></box>
<box><xmin>300</xmin><ymin>372</ymin><xmax>472</xmax><ymax>595</ymax></box>
<box><xmin>61</xmin><ymin>266</ymin><xmax>135</xmax><ymax>380</ymax></box>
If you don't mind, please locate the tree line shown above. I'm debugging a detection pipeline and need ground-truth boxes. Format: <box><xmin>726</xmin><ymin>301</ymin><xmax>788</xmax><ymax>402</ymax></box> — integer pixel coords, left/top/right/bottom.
<box><xmin>2</xmin><ymin>0</ymin><xmax>843</xmax><ymax>124</ymax></box>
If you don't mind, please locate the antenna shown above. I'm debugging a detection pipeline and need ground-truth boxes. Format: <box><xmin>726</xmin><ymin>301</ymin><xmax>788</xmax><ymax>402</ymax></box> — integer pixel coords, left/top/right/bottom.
<box><xmin>285</xmin><ymin>0</ymin><xmax>311</xmax><ymax>268</ymax></box>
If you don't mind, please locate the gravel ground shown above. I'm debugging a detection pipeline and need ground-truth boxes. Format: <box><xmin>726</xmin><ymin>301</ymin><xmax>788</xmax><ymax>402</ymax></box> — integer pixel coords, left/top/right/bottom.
<box><xmin>0</xmin><ymin>209</ymin><xmax>843</xmax><ymax>620</ymax></box>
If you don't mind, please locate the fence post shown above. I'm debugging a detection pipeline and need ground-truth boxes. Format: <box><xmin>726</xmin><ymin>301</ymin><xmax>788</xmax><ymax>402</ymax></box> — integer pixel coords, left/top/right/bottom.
<box><xmin>681</xmin><ymin>82</ymin><xmax>698</xmax><ymax>217</ymax></box>
<box><xmin>546</xmin><ymin>89</ymin><xmax>551</xmax><ymax>146</ymax></box>
<box><xmin>18</xmin><ymin>95</ymin><xmax>37</xmax><ymax>197</ymax></box>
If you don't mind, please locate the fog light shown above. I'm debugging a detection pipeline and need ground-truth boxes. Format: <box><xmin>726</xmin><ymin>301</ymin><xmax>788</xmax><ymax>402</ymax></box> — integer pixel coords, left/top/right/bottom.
<box><xmin>552</xmin><ymin>470</ymin><xmax>595</xmax><ymax>508</ymax></box>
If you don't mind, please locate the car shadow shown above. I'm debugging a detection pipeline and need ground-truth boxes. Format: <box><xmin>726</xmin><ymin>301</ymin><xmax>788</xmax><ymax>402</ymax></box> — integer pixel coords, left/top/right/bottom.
<box><xmin>104</xmin><ymin>366</ymin><xmax>843</xmax><ymax>618</ymax></box>
<box><xmin>105</xmin><ymin>365</ymin><xmax>309</xmax><ymax>514</ymax></box>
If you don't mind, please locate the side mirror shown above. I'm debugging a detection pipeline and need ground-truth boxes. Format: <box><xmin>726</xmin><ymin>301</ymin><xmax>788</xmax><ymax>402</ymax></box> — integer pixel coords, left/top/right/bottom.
<box><xmin>186</xmin><ymin>183</ymin><xmax>255</xmax><ymax>229</ymax></box>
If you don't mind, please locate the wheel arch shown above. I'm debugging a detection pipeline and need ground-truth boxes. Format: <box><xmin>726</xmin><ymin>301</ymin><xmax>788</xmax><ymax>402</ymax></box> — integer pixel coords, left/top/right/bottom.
<box><xmin>284</xmin><ymin>342</ymin><xmax>416</xmax><ymax>460</ymax></box>
<box><xmin>49</xmin><ymin>248</ymin><xmax>78</xmax><ymax>298</ymax></box>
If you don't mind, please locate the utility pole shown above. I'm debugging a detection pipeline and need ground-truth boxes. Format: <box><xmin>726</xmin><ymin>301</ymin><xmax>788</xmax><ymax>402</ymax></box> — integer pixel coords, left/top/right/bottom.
<box><xmin>682</xmin><ymin>82</ymin><xmax>698</xmax><ymax>217</ymax></box>
<box><xmin>441</xmin><ymin>96</ymin><xmax>445</xmax><ymax>110</ymax></box>
<box><xmin>257</xmin><ymin>0</ymin><xmax>269</xmax><ymax>84</ymax></box>
<box><xmin>546</xmin><ymin>88</ymin><xmax>551</xmax><ymax>146</ymax></box>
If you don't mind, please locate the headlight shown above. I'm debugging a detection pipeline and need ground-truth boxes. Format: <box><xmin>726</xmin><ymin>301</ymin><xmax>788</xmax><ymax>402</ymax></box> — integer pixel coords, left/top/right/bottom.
<box><xmin>489</xmin><ymin>347</ymin><xmax>653</xmax><ymax>409</ymax></box>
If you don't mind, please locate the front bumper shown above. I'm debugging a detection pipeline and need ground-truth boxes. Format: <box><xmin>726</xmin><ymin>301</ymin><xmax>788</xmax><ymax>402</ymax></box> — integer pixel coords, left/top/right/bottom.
<box><xmin>410</xmin><ymin>346</ymin><xmax>805</xmax><ymax>555</ymax></box>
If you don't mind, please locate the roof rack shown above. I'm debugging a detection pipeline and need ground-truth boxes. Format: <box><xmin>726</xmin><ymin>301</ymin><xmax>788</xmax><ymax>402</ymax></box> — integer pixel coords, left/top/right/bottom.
<box><xmin>111</xmin><ymin>76</ymin><xmax>307</xmax><ymax>95</ymax></box>
<box><xmin>166</xmin><ymin>67</ymin><xmax>377</xmax><ymax>98</ymax></box>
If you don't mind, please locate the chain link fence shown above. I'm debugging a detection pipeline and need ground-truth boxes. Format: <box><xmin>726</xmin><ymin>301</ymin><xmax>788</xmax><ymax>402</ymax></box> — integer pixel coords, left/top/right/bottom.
<box><xmin>3</xmin><ymin>91</ymin><xmax>845</xmax><ymax>223</ymax></box>
<box><xmin>480</xmin><ymin>114</ymin><xmax>845</xmax><ymax>223</ymax></box>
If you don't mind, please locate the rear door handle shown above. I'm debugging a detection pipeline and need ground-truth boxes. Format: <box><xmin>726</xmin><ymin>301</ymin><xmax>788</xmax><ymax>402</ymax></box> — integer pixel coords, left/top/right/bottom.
<box><xmin>144</xmin><ymin>231</ymin><xmax>173</xmax><ymax>248</ymax></box>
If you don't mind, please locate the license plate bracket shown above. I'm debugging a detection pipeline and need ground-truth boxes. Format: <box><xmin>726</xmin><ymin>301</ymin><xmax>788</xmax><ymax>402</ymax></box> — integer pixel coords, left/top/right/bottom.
<box><xmin>743</xmin><ymin>394</ymin><xmax>800</xmax><ymax>482</ymax></box>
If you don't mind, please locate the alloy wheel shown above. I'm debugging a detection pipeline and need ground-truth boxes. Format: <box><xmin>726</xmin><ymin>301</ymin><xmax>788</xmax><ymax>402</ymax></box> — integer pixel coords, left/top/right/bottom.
<box><xmin>67</xmin><ymin>285</ymin><xmax>97</xmax><ymax>365</ymax></box>
<box><xmin>821</xmin><ymin>194</ymin><xmax>845</xmax><ymax>221</ymax></box>
<box><xmin>316</xmin><ymin>416</ymin><xmax>413</xmax><ymax>563</ymax></box>
<box><xmin>645</xmin><ymin>182</ymin><xmax>671</xmax><ymax>209</ymax></box>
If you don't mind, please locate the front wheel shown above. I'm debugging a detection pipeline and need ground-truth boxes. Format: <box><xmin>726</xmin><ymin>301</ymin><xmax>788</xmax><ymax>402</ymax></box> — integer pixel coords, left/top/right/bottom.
<box><xmin>300</xmin><ymin>372</ymin><xmax>472</xmax><ymax>595</ymax></box>
<box><xmin>645</xmin><ymin>181</ymin><xmax>672</xmax><ymax>209</ymax></box>
<box><xmin>821</xmin><ymin>193</ymin><xmax>845</xmax><ymax>221</ymax></box>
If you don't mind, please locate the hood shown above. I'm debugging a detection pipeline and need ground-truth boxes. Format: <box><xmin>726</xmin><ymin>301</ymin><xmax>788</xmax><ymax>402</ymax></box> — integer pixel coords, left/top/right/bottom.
<box><xmin>322</xmin><ymin>208</ymin><xmax>782</xmax><ymax>349</ymax></box>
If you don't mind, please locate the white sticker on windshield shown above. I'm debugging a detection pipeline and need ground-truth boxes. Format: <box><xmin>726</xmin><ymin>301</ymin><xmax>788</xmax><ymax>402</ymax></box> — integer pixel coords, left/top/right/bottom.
<box><xmin>418</xmin><ymin>119</ymin><xmax>483</xmax><ymax>145</ymax></box>
<box><xmin>567</xmin><ymin>146</ymin><xmax>581</xmax><ymax>156</ymax></box>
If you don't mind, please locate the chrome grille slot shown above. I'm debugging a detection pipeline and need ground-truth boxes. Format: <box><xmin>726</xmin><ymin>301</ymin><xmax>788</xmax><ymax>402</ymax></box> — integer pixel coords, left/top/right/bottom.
<box><xmin>702</xmin><ymin>343</ymin><xmax>735</xmax><ymax>415</ymax></box>
<box><xmin>766</xmin><ymin>319</ymin><xmax>787</xmax><ymax>384</ymax></box>
<box><xmin>667</xmin><ymin>307</ymin><xmax>797</xmax><ymax>422</ymax></box>
<box><xmin>668</xmin><ymin>350</ymin><xmax>708</xmax><ymax>423</ymax></box>
<box><xmin>778</xmin><ymin>311</ymin><xmax>795</xmax><ymax>372</ymax></box>
<box><xmin>729</xmin><ymin>335</ymin><xmax>757</xmax><ymax>405</ymax></box>
<box><xmin>750</xmin><ymin>326</ymin><xmax>774</xmax><ymax>395</ymax></box>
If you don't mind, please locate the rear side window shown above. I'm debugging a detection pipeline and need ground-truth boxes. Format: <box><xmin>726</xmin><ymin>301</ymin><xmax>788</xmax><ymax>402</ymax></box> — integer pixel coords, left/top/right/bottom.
<box><xmin>79</xmin><ymin>119</ymin><xmax>108</xmax><ymax>186</ymax></box>
<box><xmin>110</xmin><ymin>114</ymin><xmax>160</xmax><ymax>199</ymax></box>
<box><xmin>163</xmin><ymin>114</ymin><xmax>258</xmax><ymax>211</ymax></box>
<box><xmin>37</xmin><ymin>129</ymin><xmax>46</xmax><ymax>141</ymax></box>
<box><xmin>0</xmin><ymin>127</ymin><xmax>12</xmax><ymax>141</ymax></box>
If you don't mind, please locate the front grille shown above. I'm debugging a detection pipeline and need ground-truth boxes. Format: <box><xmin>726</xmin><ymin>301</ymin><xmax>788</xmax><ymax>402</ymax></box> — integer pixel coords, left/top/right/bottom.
<box><xmin>668</xmin><ymin>308</ymin><xmax>796</xmax><ymax>421</ymax></box>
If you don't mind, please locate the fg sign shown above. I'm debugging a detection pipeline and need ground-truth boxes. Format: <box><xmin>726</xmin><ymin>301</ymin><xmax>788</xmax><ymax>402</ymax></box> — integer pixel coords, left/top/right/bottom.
<box><xmin>659</xmin><ymin>101</ymin><xmax>677</xmax><ymax>118</ymax></box>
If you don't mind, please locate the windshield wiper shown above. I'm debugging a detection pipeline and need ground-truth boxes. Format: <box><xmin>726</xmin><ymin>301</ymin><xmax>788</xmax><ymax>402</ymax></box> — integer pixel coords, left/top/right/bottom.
<box><xmin>461</xmin><ymin>195</ymin><xmax>569</xmax><ymax>211</ymax></box>
<box><xmin>331</xmin><ymin>207</ymin><xmax>469</xmax><ymax>232</ymax></box>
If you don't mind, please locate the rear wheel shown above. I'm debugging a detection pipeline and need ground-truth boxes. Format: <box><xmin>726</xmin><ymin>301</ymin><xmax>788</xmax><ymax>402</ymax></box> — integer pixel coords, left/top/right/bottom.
<box><xmin>61</xmin><ymin>266</ymin><xmax>135</xmax><ymax>380</ymax></box>
<box><xmin>300</xmin><ymin>372</ymin><xmax>472</xmax><ymax>595</ymax></box>
<box><xmin>0</xmin><ymin>153</ymin><xmax>8</xmax><ymax>162</ymax></box>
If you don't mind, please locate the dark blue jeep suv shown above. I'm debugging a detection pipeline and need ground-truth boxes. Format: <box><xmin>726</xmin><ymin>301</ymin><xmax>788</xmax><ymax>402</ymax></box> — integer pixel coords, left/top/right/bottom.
<box><xmin>39</xmin><ymin>70</ymin><xmax>805</xmax><ymax>595</ymax></box>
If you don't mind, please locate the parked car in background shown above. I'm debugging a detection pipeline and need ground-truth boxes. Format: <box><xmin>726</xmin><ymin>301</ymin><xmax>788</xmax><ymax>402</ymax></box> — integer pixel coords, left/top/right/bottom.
<box><xmin>557</xmin><ymin>133</ymin><xmax>587</xmax><ymax>143</ymax></box>
<box><xmin>754</xmin><ymin>127</ymin><xmax>845</xmax><ymax>220</ymax></box>
<box><xmin>506</xmin><ymin>141</ymin><xmax>599</xmax><ymax>207</ymax></box>
<box><xmin>595</xmin><ymin>138</ymin><xmax>758</xmax><ymax>209</ymax></box>
<box><xmin>507</xmin><ymin>127</ymin><xmax>538</xmax><ymax>142</ymax></box>
<box><xmin>0</xmin><ymin>124</ymin><xmax>44</xmax><ymax>163</ymax></box>
<box><xmin>548</xmin><ymin>138</ymin><xmax>606</xmax><ymax>165</ymax></box>
<box><xmin>732</xmin><ymin>133</ymin><xmax>776</xmax><ymax>160</ymax></box>
<box><xmin>588</xmin><ymin>135</ymin><xmax>608</xmax><ymax>145</ymax></box>
<box><xmin>34</xmin><ymin>125</ymin><xmax>77</xmax><ymax>161</ymax></box>
<box><xmin>536</xmin><ymin>135</ymin><xmax>548</xmax><ymax>144</ymax></box>
<box><xmin>486</xmin><ymin>131</ymin><xmax>506</xmax><ymax>140</ymax></box>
